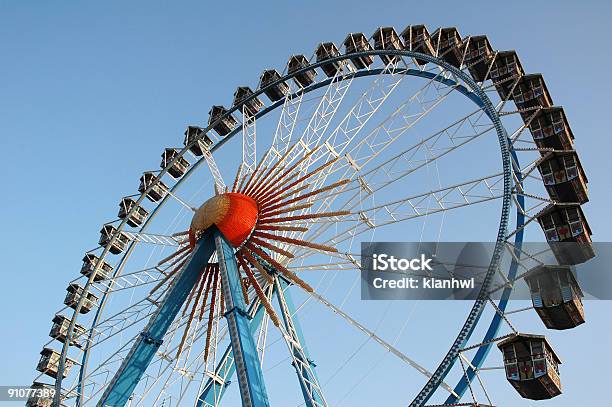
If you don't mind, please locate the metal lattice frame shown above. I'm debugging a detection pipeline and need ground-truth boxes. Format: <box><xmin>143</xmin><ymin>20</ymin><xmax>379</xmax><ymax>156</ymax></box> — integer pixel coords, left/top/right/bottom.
<box><xmin>42</xmin><ymin>31</ymin><xmax>589</xmax><ymax>407</ymax></box>
<box><xmin>50</xmin><ymin>50</ymin><xmax>513</xmax><ymax>407</ymax></box>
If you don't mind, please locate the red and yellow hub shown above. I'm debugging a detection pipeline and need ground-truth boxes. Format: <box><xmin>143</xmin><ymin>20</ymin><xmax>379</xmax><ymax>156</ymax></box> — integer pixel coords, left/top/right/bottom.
<box><xmin>189</xmin><ymin>192</ymin><xmax>258</xmax><ymax>248</ymax></box>
<box><xmin>166</xmin><ymin>154</ymin><xmax>349</xmax><ymax>362</ymax></box>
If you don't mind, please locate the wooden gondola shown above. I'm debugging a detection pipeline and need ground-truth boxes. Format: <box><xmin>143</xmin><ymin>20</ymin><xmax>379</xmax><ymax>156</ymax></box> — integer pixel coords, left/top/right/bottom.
<box><xmin>64</xmin><ymin>283</ymin><xmax>99</xmax><ymax>314</ymax></box>
<box><xmin>183</xmin><ymin>126</ymin><xmax>213</xmax><ymax>156</ymax></box>
<box><xmin>36</xmin><ymin>348</ymin><xmax>77</xmax><ymax>379</ymax></box>
<box><xmin>524</xmin><ymin>265</ymin><xmax>585</xmax><ymax>330</ymax></box>
<box><xmin>259</xmin><ymin>69</ymin><xmax>289</xmax><ymax>102</ymax></box>
<box><xmin>315</xmin><ymin>42</ymin><xmax>346</xmax><ymax>77</ymax></box>
<box><xmin>343</xmin><ymin>32</ymin><xmax>374</xmax><ymax>69</ymax></box>
<box><xmin>498</xmin><ymin>333</ymin><xmax>562</xmax><ymax>400</ymax></box>
<box><xmin>233</xmin><ymin>86</ymin><xmax>264</xmax><ymax>116</ymax></box>
<box><xmin>287</xmin><ymin>55</ymin><xmax>317</xmax><ymax>87</ymax></box>
<box><xmin>208</xmin><ymin>105</ymin><xmax>238</xmax><ymax>137</ymax></box>
<box><xmin>118</xmin><ymin>197</ymin><xmax>149</xmax><ymax>227</ymax></box>
<box><xmin>80</xmin><ymin>253</ymin><xmax>113</xmax><ymax>281</ymax></box>
<box><xmin>372</xmin><ymin>26</ymin><xmax>403</xmax><ymax>64</ymax></box>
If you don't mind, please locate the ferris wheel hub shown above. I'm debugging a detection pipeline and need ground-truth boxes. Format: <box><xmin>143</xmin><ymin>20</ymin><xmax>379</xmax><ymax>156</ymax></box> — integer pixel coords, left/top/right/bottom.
<box><xmin>189</xmin><ymin>192</ymin><xmax>258</xmax><ymax>248</ymax></box>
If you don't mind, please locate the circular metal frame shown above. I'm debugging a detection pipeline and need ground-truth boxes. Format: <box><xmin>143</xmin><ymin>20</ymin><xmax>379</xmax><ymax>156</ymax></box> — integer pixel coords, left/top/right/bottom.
<box><xmin>53</xmin><ymin>49</ymin><xmax>518</xmax><ymax>407</ymax></box>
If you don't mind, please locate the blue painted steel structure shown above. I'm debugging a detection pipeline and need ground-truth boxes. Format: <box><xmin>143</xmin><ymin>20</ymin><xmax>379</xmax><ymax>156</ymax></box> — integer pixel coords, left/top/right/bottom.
<box><xmin>196</xmin><ymin>275</ymin><xmax>326</xmax><ymax>407</ymax></box>
<box><xmin>96</xmin><ymin>228</ymin><xmax>272</xmax><ymax>407</ymax></box>
<box><xmin>96</xmin><ymin>228</ymin><xmax>217</xmax><ymax>406</ymax></box>
<box><xmin>214</xmin><ymin>231</ymin><xmax>270</xmax><ymax>407</ymax></box>
<box><xmin>277</xmin><ymin>278</ymin><xmax>316</xmax><ymax>374</ymax></box>
<box><xmin>274</xmin><ymin>278</ymin><xmax>326</xmax><ymax>406</ymax></box>
<box><xmin>195</xmin><ymin>302</ymin><xmax>265</xmax><ymax>407</ymax></box>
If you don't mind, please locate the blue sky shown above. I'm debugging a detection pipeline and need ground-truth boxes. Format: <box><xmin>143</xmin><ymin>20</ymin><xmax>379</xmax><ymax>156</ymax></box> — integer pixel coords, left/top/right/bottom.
<box><xmin>1</xmin><ymin>1</ymin><xmax>611</xmax><ymax>406</ymax></box>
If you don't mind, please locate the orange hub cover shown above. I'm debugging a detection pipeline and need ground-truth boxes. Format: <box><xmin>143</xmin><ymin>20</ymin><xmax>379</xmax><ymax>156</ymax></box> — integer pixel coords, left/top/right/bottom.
<box><xmin>189</xmin><ymin>192</ymin><xmax>258</xmax><ymax>247</ymax></box>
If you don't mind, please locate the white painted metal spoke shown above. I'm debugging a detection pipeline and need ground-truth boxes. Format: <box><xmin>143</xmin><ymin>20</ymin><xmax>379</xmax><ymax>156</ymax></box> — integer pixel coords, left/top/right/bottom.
<box><xmin>122</xmin><ymin>231</ymin><xmax>183</xmax><ymax>247</ymax></box>
<box><xmin>299</xmin><ymin>69</ymin><xmax>355</xmax><ymax>152</ymax></box>
<box><xmin>274</xmin><ymin>278</ymin><xmax>327</xmax><ymax>407</ymax></box>
<box><xmin>203</xmin><ymin>148</ymin><xmax>226</xmax><ymax>194</ymax></box>
<box><xmin>267</xmin><ymin>82</ymin><xmax>305</xmax><ymax>163</ymax></box>
<box><xmin>256</xmin><ymin>284</ymin><xmax>274</xmax><ymax>366</ymax></box>
<box><xmin>302</xmin><ymin>289</ymin><xmax>458</xmax><ymax>397</ymax></box>
<box><xmin>289</xmin><ymin>172</ymin><xmax>504</xmax><ymax>260</ymax></box>
<box><xmin>242</xmin><ymin>105</ymin><xmax>257</xmax><ymax>175</ymax></box>
<box><xmin>87</xmin><ymin>267</ymin><xmax>166</xmax><ymax>295</ymax></box>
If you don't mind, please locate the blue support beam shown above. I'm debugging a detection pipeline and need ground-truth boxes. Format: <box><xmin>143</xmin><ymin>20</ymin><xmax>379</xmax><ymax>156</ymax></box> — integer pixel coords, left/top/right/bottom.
<box><xmin>196</xmin><ymin>302</ymin><xmax>266</xmax><ymax>407</ymax></box>
<box><xmin>96</xmin><ymin>228</ymin><xmax>216</xmax><ymax>407</ymax></box>
<box><xmin>276</xmin><ymin>278</ymin><xmax>315</xmax><ymax>366</ymax></box>
<box><xmin>197</xmin><ymin>275</ymin><xmax>323</xmax><ymax>407</ymax></box>
<box><xmin>214</xmin><ymin>230</ymin><xmax>270</xmax><ymax>407</ymax></box>
<box><xmin>274</xmin><ymin>278</ymin><xmax>326</xmax><ymax>407</ymax></box>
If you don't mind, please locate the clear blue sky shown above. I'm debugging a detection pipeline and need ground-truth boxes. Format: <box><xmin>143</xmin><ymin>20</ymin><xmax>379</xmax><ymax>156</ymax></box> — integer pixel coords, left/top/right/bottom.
<box><xmin>1</xmin><ymin>1</ymin><xmax>611</xmax><ymax>406</ymax></box>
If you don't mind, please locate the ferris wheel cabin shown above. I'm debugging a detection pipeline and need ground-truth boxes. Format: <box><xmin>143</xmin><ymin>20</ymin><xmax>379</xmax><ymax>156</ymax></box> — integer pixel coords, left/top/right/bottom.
<box><xmin>36</xmin><ymin>348</ymin><xmax>77</xmax><ymax>379</ymax></box>
<box><xmin>537</xmin><ymin>204</ymin><xmax>594</xmax><ymax>265</ymax></box>
<box><xmin>161</xmin><ymin>148</ymin><xmax>190</xmax><ymax>179</ymax></box>
<box><xmin>315</xmin><ymin>42</ymin><xmax>346</xmax><ymax>77</ymax></box>
<box><xmin>80</xmin><ymin>253</ymin><xmax>113</xmax><ymax>282</ymax></box>
<box><xmin>489</xmin><ymin>51</ymin><xmax>524</xmax><ymax>100</ymax></box>
<box><xmin>26</xmin><ymin>382</ymin><xmax>54</xmax><ymax>407</ymax></box>
<box><xmin>498</xmin><ymin>334</ymin><xmax>562</xmax><ymax>400</ymax></box>
<box><xmin>430</xmin><ymin>27</ymin><xmax>464</xmax><ymax>68</ymax></box>
<box><xmin>49</xmin><ymin>314</ymin><xmax>87</xmax><ymax>348</ymax></box>
<box><xmin>512</xmin><ymin>74</ymin><xmax>553</xmax><ymax>110</ymax></box>
<box><xmin>259</xmin><ymin>69</ymin><xmax>289</xmax><ymax>102</ymax></box>
<box><xmin>99</xmin><ymin>224</ymin><xmax>130</xmax><ymax>255</ymax></box>
<box><xmin>537</xmin><ymin>151</ymin><xmax>588</xmax><ymax>204</ymax></box>
<box><xmin>372</xmin><ymin>26</ymin><xmax>403</xmax><ymax>64</ymax></box>
<box><xmin>233</xmin><ymin>86</ymin><xmax>264</xmax><ymax>116</ymax></box>
<box><xmin>208</xmin><ymin>105</ymin><xmax>238</xmax><ymax>137</ymax></box>
<box><xmin>138</xmin><ymin>172</ymin><xmax>168</xmax><ymax>202</ymax></box>
<box><xmin>343</xmin><ymin>32</ymin><xmax>374</xmax><ymax>69</ymax></box>
<box><xmin>64</xmin><ymin>283</ymin><xmax>99</xmax><ymax>314</ymax></box>
<box><xmin>524</xmin><ymin>265</ymin><xmax>585</xmax><ymax>330</ymax></box>
<box><xmin>287</xmin><ymin>55</ymin><xmax>317</xmax><ymax>88</ymax></box>
<box><xmin>117</xmin><ymin>197</ymin><xmax>149</xmax><ymax>228</ymax></box>
<box><xmin>401</xmin><ymin>25</ymin><xmax>435</xmax><ymax>66</ymax></box>
<box><xmin>537</xmin><ymin>204</ymin><xmax>592</xmax><ymax>244</ymax></box>
<box><xmin>526</xmin><ymin>107</ymin><xmax>575</xmax><ymax>152</ymax></box>
<box><xmin>183</xmin><ymin>125</ymin><xmax>213</xmax><ymax>156</ymax></box>
<box><xmin>464</xmin><ymin>35</ymin><xmax>494</xmax><ymax>82</ymax></box>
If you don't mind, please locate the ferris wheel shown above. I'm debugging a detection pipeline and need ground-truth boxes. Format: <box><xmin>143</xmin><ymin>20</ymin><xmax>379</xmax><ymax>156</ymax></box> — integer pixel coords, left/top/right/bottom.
<box><xmin>28</xmin><ymin>24</ymin><xmax>593</xmax><ymax>407</ymax></box>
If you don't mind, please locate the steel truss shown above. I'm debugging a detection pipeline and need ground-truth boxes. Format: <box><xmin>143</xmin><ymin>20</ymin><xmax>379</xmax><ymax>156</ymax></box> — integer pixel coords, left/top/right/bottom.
<box><xmin>50</xmin><ymin>48</ymin><xmax>536</xmax><ymax>407</ymax></box>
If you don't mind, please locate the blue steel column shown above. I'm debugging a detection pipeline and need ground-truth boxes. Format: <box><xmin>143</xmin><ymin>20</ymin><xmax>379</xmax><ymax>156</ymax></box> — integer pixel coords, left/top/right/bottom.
<box><xmin>197</xmin><ymin>275</ymin><xmax>321</xmax><ymax>407</ymax></box>
<box><xmin>275</xmin><ymin>277</ymin><xmax>326</xmax><ymax>407</ymax></box>
<box><xmin>96</xmin><ymin>228</ymin><xmax>216</xmax><ymax>407</ymax></box>
<box><xmin>277</xmin><ymin>277</ymin><xmax>315</xmax><ymax>367</ymax></box>
<box><xmin>214</xmin><ymin>230</ymin><xmax>270</xmax><ymax>407</ymax></box>
<box><xmin>196</xmin><ymin>302</ymin><xmax>266</xmax><ymax>407</ymax></box>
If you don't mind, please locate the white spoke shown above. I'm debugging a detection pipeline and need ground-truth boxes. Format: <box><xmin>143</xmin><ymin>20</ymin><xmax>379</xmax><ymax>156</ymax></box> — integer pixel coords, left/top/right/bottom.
<box><xmin>241</xmin><ymin>105</ymin><xmax>257</xmax><ymax>175</ymax></box>
<box><xmin>274</xmin><ymin>278</ymin><xmax>327</xmax><ymax>406</ymax></box>
<box><xmin>269</xmin><ymin>82</ymin><xmax>304</xmax><ymax>160</ymax></box>
<box><xmin>289</xmin><ymin>173</ymin><xmax>504</xmax><ymax>260</ymax></box>
<box><xmin>122</xmin><ymin>231</ymin><xmax>183</xmax><ymax>247</ymax></box>
<box><xmin>203</xmin><ymin>147</ymin><xmax>226</xmax><ymax>194</ymax></box>
<box><xmin>256</xmin><ymin>284</ymin><xmax>274</xmax><ymax>366</ymax></box>
<box><xmin>303</xmin><ymin>288</ymin><xmax>458</xmax><ymax>397</ymax></box>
